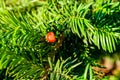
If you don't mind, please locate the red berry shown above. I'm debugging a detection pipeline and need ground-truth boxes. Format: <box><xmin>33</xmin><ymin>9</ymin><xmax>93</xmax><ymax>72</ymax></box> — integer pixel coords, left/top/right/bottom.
<box><xmin>46</xmin><ymin>32</ymin><xmax>56</xmax><ymax>43</ymax></box>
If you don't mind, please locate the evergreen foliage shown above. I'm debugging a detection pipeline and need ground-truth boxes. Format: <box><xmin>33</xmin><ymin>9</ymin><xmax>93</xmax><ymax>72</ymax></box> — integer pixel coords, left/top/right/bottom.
<box><xmin>0</xmin><ymin>0</ymin><xmax>120</xmax><ymax>79</ymax></box>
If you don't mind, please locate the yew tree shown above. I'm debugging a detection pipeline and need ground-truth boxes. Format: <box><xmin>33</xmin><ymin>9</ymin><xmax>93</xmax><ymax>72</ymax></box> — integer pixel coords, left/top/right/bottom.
<box><xmin>0</xmin><ymin>0</ymin><xmax>120</xmax><ymax>80</ymax></box>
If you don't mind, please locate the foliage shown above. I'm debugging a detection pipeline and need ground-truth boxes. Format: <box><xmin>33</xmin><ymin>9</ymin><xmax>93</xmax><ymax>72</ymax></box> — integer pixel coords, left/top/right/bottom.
<box><xmin>0</xmin><ymin>0</ymin><xmax>120</xmax><ymax>80</ymax></box>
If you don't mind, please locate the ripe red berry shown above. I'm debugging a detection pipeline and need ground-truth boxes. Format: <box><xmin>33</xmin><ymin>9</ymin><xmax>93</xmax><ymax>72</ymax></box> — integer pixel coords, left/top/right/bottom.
<box><xmin>46</xmin><ymin>32</ymin><xmax>56</xmax><ymax>43</ymax></box>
